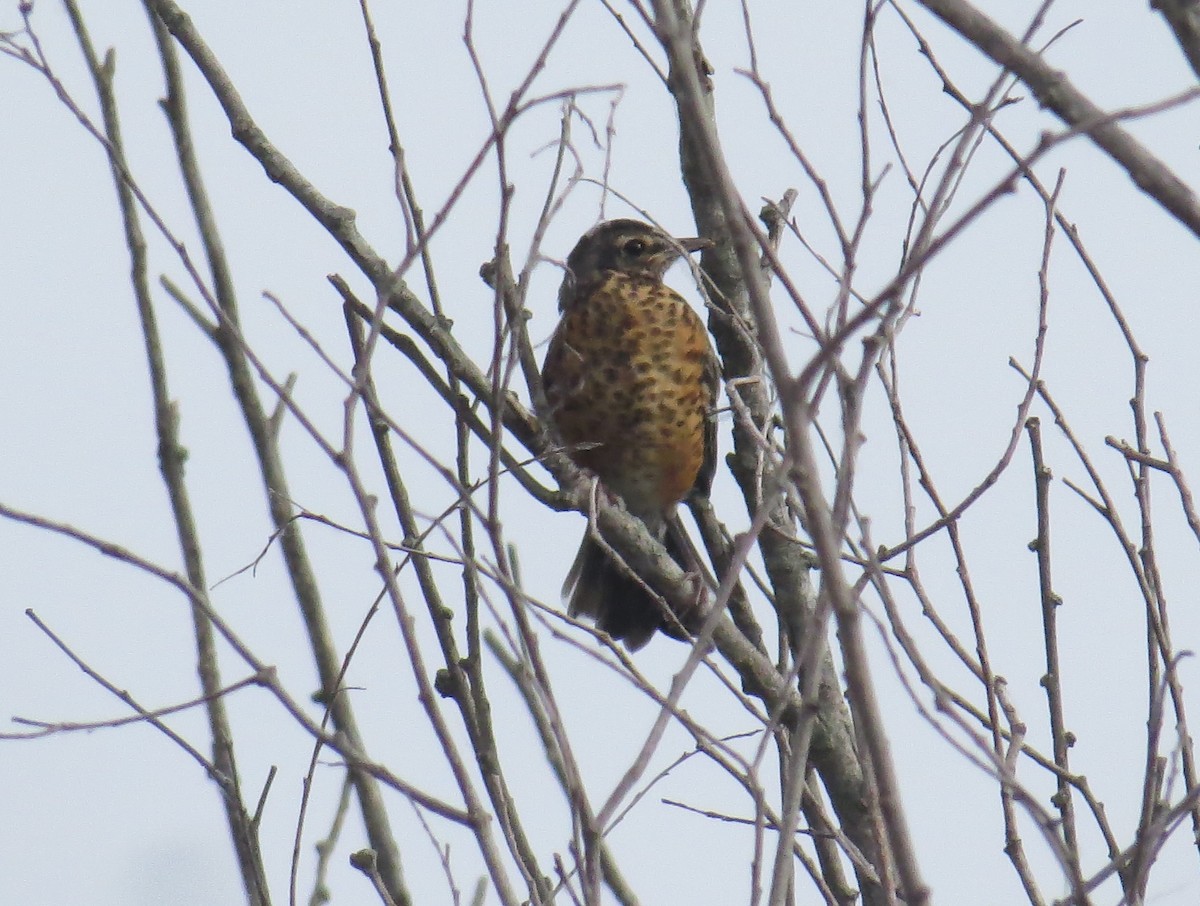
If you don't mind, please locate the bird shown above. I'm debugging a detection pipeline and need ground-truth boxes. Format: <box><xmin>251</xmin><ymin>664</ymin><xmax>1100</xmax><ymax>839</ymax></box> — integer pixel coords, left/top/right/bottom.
<box><xmin>541</xmin><ymin>218</ymin><xmax>718</xmax><ymax>650</ymax></box>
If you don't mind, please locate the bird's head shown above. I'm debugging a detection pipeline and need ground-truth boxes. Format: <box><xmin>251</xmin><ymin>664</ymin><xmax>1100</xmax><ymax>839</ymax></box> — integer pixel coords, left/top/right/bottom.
<box><xmin>558</xmin><ymin>219</ymin><xmax>709</xmax><ymax>309</ymax></box>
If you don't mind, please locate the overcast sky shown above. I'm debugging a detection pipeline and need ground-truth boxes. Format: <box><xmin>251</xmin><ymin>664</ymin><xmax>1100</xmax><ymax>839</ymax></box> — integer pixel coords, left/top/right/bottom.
<box><xmin>5</xmin><ymin>2</ymin><xmax>1200</xmax><ymax>905</ymax></box>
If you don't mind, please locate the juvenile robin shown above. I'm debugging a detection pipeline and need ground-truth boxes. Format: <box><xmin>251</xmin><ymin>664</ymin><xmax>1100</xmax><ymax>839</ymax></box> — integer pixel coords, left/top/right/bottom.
<box><xmin>541</xmin><ymin>219</ymin><xmax>718</xmax><ymax>649</ymax></box>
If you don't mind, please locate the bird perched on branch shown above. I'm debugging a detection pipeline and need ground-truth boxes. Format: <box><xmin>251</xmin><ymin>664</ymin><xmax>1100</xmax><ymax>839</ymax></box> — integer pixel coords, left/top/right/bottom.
<box><xmin>541</xmin><ymin>218</ymin><xmax>718</xmax><ymax>649</ymax></box>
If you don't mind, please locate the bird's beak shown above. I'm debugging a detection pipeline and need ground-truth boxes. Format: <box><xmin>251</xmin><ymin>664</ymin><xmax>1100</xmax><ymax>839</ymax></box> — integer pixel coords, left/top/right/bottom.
<box><xmin>676</xmin><ymin>236</ymin><xmax>713</xmax><ymax>255</ymax></box>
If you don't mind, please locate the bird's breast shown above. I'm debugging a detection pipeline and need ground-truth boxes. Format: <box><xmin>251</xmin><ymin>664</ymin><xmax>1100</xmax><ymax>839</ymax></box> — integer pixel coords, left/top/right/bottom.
<box><xmin>543</xmin><ymin>272</ymin><xmax>712</xmax><ymax>516</ymax></box>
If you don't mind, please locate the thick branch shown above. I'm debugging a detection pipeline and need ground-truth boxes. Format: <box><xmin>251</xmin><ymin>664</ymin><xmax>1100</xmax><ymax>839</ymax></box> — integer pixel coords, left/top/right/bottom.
<box><xmin>917</xmin><ymin>0</ymin><xmax>1200</xmax><ymax>238</ymax></box>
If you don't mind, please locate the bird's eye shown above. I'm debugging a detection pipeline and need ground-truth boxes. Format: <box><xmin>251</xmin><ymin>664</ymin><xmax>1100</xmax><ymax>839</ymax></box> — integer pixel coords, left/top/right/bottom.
<box><xmin>622</xmin><ymin>238</ymin><xmax>646</xmax><ymax>257</ymax></box>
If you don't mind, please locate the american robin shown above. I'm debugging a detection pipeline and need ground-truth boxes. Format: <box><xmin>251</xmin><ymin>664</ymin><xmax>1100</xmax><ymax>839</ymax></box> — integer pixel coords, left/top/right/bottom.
<box><xmin>541</xmin><ymin>219</ymin><xmax>718</xmax><ymax>649</ymax></box>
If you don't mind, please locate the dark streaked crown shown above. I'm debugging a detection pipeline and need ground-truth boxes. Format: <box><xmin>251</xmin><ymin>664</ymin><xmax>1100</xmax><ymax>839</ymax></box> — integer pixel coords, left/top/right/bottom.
<box><xmin>558</xmin><ymin>219</ymin><xmax>708</xmax><ymax>311</ymax></box>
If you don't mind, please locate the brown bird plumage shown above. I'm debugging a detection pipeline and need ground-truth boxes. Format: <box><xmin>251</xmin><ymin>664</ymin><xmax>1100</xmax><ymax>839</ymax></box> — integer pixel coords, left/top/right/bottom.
<box><xmin>541</xmin><ymin>219</ymin><xmax>718</xmax><ymax>649</ymax></box>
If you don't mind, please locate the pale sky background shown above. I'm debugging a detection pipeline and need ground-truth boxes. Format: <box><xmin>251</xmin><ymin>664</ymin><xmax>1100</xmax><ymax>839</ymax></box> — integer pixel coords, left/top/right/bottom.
<box><xmin>5</xmin><ymin>2</ymin><xmax>1200</xmax><ymax>905</ymax></box>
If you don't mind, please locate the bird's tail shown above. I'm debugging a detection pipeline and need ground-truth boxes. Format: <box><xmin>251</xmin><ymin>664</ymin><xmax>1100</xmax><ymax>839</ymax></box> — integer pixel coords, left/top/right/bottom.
<box><xmin>563</xmin><ymin>521</ymin><xmax>693</xmax><ymax>650</ymax></box>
